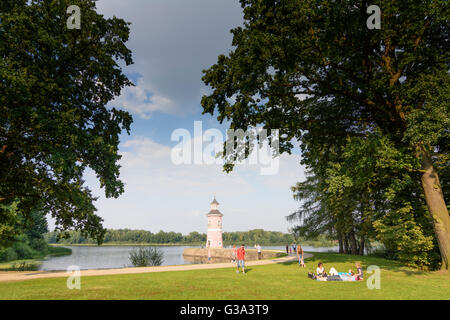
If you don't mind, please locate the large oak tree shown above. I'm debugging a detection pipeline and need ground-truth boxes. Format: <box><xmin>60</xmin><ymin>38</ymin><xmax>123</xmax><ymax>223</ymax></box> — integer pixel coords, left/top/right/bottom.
<box><xmin>0</xmin><ymin>0</ymin><xmax>134</xmax><ymax>245</ymax></box>
<box><xmin>201</xmin><ymin>0</ymin><xmax>449</xmax><ymax>268</ymax></box>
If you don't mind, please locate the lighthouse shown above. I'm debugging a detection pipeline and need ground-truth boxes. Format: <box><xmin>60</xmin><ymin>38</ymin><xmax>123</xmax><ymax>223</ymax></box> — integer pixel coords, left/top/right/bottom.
<box><xmin>206</xmin><ymin>197</ymin><xmax>223</xmax><ymax>248</ymax></box>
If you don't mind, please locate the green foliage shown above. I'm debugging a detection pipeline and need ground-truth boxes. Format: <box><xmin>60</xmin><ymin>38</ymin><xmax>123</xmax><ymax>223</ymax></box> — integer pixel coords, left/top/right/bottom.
<box><xmin>11</xmin><ymin>238</ymin><xmax>40</xmax><ymax>260</ymax></box>
<box><xmin>0</xmin><ymin>200</ymin><xmax>20</xmax><ymax>247</ymax></box>
<box><xmin>129</xmin><ymin>247</ymin><xmax>164</xmax><ymax>267</ymax></box>
<box><xmin>223</xmin><ymin>229</ymin><xmax>295</xmax><ymax>246</ymax></box>
<box><xmin>45</xmin><ymin>228</ymin><xmax>296</xmax><ymax>246</ymax></box>
<box><xmin>373</xmin><ymin>204</ymin><xmax>439</xmax><ymax>269</ymax></box>
<box><xmin>0</xmin><ymin>0</ymin><xmax>134</xmax><ymax>243</ymax></box>
<box><xmin>0</xmin><ymin>237</ymin><xmax>44</xmax><ymax>262</ymax></box>
<box><xmin>0</xmin><ymin>208</ymin><xmax>56</xmax><ymax>263</ymax></box>
<box><xmin>0</xmin><ymin>247</ymin><xmax>17</xmax><ymax>262</ymax></box>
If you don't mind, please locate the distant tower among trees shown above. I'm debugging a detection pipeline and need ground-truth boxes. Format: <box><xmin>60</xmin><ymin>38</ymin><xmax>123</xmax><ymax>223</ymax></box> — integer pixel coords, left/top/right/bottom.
<box><xmin>206</xmin><ymin>196</ymin><xmax>223</xmax><ymax>248</ymax></box>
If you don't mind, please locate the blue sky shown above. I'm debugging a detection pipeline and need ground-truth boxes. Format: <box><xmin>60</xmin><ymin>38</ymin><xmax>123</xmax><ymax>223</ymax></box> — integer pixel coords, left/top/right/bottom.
<box><xmin>55</xmin><ymin>0</ymin><xmax>307</xmax><ymax>235</ymax></box>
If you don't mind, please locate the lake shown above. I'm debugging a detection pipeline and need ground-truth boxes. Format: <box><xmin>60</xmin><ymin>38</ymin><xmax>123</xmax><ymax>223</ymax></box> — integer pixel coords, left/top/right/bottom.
<box><xmin>40</xmin><ymin>245</ymin><xmax>339</xmax><ymax>271</ymax></box>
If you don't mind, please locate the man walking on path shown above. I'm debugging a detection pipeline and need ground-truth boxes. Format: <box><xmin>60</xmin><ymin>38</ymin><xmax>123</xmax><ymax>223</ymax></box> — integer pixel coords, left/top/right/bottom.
<box><xmin>256</xmin><ymin>244</ymin><xmax>262</xmax><ymax>260</ymax></box>
<box><xmin>236</xmin><ymin>244</ymin><xmax>246</xmax><ymax>274</ymax></box>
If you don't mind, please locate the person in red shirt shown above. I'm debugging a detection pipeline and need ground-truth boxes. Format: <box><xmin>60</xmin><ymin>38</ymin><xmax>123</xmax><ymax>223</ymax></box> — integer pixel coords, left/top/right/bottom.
<box><xmin>236</xmin><ymin>244</ymin><xmax>246</xmax><ymax>274</ymax></box>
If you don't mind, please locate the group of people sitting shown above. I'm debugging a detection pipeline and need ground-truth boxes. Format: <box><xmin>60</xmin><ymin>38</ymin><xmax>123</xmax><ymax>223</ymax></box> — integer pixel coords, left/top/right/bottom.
<box><xmin>308</xmin><ymin>262</ymin><xmax>364</xmax><ymax>282</ymax></box>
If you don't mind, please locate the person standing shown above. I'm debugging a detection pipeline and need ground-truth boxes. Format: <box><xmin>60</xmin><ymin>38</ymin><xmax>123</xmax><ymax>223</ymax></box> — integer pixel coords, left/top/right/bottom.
<box><xmin>256</xmin><ymin>244</ymin><xmax>262</xmax><ymax>260</ymax></box>
<box><xmin>286</xmin><ymin>244</ymin><xmax>289</xmax><ymax>254</ymax></box>
<box><xmin>355</xmin><ymin>262</ymin><xmax>363</xmax><ymax>280</ymax></box>
<box><xmin>297</xmin><ymin>245</ymin><xmax>305</xmax><ymax>267</ymax></box>
<box><xmin>236</xmin><ymin>244</ymin><xmax>246</xmax><ymax>274</ymax></box>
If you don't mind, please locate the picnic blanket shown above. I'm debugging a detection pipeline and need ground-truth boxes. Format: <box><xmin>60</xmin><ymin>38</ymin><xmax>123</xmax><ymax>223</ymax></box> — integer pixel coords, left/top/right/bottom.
<box><xmin>338</xmin><ymin>272</ymin><xmax>358</xmax><ymax>281</ymax></box>
<box><xmin>308</xmin><ymin>271</ymin><xmax>359</xmax><ymax>281</ymax></box>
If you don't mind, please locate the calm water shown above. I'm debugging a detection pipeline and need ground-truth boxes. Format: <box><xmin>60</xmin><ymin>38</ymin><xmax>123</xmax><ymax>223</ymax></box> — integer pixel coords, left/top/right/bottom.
<box><xmin>40</xmin><ymin>246</ymin><xmax>200</xmax><ymax>271</ymax></box>
<box><xmin>40</xmin><ymin>245</ymin><xmax>339</xmax><ymax>271</ymax></box>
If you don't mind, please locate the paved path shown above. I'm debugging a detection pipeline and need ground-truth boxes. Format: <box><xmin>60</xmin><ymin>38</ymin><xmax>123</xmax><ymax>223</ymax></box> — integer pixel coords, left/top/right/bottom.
<box><xmin>0</xmin><ymin>253</ymin><xmax>312</xmax><ymax>283</ymax></box>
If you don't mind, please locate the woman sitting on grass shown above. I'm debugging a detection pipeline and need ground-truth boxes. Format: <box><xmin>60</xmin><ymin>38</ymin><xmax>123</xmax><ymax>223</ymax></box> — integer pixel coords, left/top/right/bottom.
<box><xmin>316</xmin><ymin>262</ymin><xmax>327</xmax><ymax>281</ymax></box>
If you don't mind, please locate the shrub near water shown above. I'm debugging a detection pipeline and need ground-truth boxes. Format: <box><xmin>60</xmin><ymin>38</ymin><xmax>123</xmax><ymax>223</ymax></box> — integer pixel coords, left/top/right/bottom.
<box><xmin>129</xmin><ymin>247</ymin><xmax>164</xmax><ymax>267</ymax></box>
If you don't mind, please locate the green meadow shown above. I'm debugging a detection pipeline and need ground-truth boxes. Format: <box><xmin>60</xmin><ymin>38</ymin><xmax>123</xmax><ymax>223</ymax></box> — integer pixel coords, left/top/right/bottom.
<box><xmin>1</xmin><ymin>253</ymin><xmax>448</xmax><ymax>300</ymax></box>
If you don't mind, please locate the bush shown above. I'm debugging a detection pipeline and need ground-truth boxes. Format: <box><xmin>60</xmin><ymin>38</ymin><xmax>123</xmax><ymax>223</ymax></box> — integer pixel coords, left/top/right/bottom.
<box><xmin>12</xmin><ymin>241</ymin><xmax>39</xmax><ymax>260</ymax></box>
<box><xmin>129</xmin><ymin>247</ymin><xmax>164</xmax><ymax>267</ymax></box>
<box><xmin>373</xmin><ymin>206</ymin><xmax>439</xmax><ymax>270</ymax></box>
<box><xmin>29</xmin><ymin>238</ymin><xmax>48</xmax><ymax>254</ymax></box>
<box><xmin>0</xmin><ymin>247</ymin><xmax>18</xmax><ymax>262</ymax></box>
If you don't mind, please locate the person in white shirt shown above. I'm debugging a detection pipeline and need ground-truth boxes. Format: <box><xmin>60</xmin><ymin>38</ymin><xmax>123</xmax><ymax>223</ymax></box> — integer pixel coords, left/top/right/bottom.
<box><xmin>316</xmin><ymin>262</ymin><xmax>327</xmax><ymax>281</ymax></box>
<box><xmin>256</xmin><ymin>244</ymin><xmax>262</xmax><ymax>260</ymax></box>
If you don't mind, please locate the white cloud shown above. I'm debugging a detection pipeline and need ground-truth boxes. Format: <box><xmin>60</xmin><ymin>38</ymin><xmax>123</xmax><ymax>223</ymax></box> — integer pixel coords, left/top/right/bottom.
<box><xmin>97</xmin><ymin>0</ymin><xmax>244</xmax><ymax>119</ymax></box>
<box><xmin>110</xmin><ymin>77</ymin><xmax>176</xmax><ymax>119</ymax></box>
<box><xmin>48</xmin><ymin>2</ymin><xmax>307</xmax><ymax>235</ymax></box>
<box><xmin>78</xmin><ymin>137</ymin><xmax>305</xmax><ymax>233</ymax></box>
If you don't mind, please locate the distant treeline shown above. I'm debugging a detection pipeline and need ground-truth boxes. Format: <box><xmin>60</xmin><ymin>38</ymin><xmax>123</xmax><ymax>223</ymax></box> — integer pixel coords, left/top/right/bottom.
<box><xmin>45</xmin><ymin>229</ymin><xmax>307</xmax><ymax>246</ymax></box>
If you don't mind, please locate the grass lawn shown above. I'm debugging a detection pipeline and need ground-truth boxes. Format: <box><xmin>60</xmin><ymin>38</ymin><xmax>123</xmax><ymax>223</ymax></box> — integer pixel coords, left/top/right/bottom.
<box><xmin>0</xmin><ymin>252</ymin><xmax>448</xmax><ymax>300</ymax></box>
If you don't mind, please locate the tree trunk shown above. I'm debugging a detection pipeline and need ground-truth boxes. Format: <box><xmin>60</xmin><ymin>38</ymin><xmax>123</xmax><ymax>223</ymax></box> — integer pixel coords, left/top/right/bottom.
<box><xmin>349</xmin><ymin>230</ymin><xmax>358</xmax><ymax>255</ymax></box>
<box><xmin>420</xmin><ymin>149</ymin><xmax>450</xmax><ymax>269</ymax></box>
<box><xmin>343</xmin><ymin>235</ymin><xmax>349</xmax><ymax>254</ymax></box>
<box><xmin>359</xmin><ymin>237</ymin><xmax>365</xmax><ymax>256</ymax></box>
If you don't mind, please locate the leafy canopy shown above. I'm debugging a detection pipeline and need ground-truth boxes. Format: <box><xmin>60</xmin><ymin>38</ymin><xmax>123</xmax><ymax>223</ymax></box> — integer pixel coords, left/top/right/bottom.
<box><xmin>201</xmin><ymin>0</ymin><xmax>449</xmax><ymax>268</ymax></box>
<box><xmin>0</xmin><ymin>0</ymin><xmax>134</xmax><ymax>244</ymax></box>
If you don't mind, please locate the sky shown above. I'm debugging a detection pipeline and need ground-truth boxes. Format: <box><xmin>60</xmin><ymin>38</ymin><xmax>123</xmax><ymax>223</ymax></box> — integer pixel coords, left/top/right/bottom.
<box><xmin>50</xmin><ymin>0</ymin><xmax>307</xmax><ymax>235</ymax></box>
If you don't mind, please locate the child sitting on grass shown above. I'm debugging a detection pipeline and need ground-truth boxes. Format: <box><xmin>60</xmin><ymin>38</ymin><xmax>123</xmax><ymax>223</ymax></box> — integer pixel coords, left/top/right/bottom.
<box><xmin>355</xmin><ymin>262</ymin><xmax>363</xmax><ymax>280</ymax></box>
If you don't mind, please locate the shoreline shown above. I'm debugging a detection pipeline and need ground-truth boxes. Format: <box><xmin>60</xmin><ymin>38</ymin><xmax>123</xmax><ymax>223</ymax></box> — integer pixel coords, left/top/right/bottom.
<box><xmin>49</xmin><ymin>242</ymin><xmax>337</xmax><ymax>248</ymax></box>
<box><xmin>0</xmin><ymin>253</ymin><xmax>309</xmax><ymax>283</ymax></box>
<box><xmin>0</xmin><ymin>246</ymin><xmax>72</xmax><ymax>272</ymax></box>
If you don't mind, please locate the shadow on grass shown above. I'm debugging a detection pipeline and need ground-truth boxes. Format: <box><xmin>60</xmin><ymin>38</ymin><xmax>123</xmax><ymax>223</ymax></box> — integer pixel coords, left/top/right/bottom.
<box><xmin>233</xmin><ymin>268</ymin><xmax>253</xmax><ymax>274</ymax></box>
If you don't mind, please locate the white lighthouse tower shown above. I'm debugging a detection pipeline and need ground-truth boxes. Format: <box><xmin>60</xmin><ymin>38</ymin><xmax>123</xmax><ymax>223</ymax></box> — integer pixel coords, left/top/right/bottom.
<box><xmin>206</xmin><ymin>197</ymin><xmax>223</xmax><ymax>248</ymax></box>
